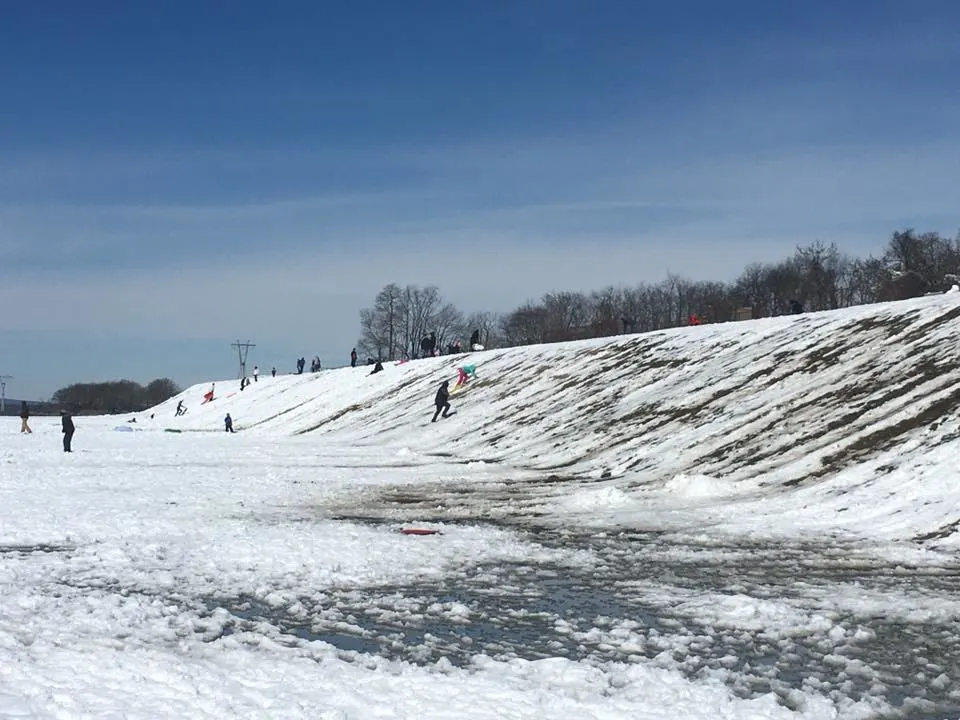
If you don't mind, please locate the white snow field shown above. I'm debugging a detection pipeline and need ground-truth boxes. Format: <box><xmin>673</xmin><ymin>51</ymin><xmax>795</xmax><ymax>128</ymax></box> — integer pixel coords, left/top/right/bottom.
<box><xmin>4</xmin><ymin>294</ymin><xmax>960</xmax><ymax>719</ymax></box>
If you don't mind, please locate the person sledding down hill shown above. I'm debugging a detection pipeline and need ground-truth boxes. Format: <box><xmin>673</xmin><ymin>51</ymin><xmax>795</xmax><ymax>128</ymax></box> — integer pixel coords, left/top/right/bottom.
<box><xmin>201</xmin><ymin>383</ymin><xmax>215</xmax><ymax>404</ymax></box>
<box><xmin>455</xmin><ymin>364</ymin><xmax>477</xmax><ymax>388</ymax></box>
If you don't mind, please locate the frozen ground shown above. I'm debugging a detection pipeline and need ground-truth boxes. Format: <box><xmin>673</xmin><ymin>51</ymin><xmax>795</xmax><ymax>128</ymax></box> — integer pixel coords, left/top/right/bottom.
<box><xmin>3</xmin><ymin>295</ymin><xmax>960</xmax><ymax>718</ymax></box>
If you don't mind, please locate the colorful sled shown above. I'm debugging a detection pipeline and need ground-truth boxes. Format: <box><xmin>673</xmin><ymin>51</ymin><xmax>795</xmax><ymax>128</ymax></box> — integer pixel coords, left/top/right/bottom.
<box><xmin>401</xmin><ymin>528</ymin><xmax>441</xmax><ymax>536</ymax></box>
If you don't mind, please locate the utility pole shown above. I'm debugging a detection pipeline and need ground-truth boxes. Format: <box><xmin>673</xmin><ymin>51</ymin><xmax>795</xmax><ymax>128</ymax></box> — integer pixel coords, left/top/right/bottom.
<box><xmin>230</xmin><ymin>341</ymin><xmax>255</xmax><ymax>379</ymax></box>
<box><xmin>0</xmin><ymin>375</ymin><xmax>11</xmax><ymax>414</ymax></box>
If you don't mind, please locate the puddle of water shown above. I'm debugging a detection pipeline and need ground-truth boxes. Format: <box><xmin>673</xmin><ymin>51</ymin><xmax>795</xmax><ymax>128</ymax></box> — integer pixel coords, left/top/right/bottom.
<box><xmin>200</xmin><ymin>532</ymin><xmax>960</xmax><ymax>719</ymax></box>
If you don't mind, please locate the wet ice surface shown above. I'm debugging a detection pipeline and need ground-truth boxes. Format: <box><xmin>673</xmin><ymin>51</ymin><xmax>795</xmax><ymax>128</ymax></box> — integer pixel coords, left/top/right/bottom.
<box><xmin>6</xmin><ymin>417</ymin><xmax>960</xmax><ymax>719</ymax></box>
<box><xmin>209</xmin><ymin>527</ymin><xmax>960</xmax><ymax>719</ymax></box>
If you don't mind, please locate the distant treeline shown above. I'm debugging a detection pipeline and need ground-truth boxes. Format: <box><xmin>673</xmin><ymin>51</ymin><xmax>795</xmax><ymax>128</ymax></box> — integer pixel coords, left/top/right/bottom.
<box><xmin>1</xmin><ymin>399</ymin><xmax>58</xmax><ymax>417</ymax></box>
<box><xmin>357</xmin><ymin>229</ymin><xmax>960</xmax><ymax>357</ymax></box>
<box><xmin>50</xmin><ymin>378</ymin><xmax>181</xmax><ymax>415</ymax></box>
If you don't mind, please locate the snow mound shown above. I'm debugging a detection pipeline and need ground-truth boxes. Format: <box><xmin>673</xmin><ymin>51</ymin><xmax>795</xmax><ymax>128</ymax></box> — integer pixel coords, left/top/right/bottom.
<box><xmin>662</xmin><ymin>474</ymin><xmax>748</xmax><ymax>499</ymax></box>
<box><xmin>560</xmin><ymin>486</ymin><xmax>635</xmax><ymax>512</ymax></box>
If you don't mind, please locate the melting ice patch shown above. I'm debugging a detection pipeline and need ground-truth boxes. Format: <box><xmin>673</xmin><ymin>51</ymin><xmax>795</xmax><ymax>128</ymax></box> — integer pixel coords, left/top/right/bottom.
<box><xmin>661</xmin><ymin>473</ymin><xmax>754</xmax><ymax>499</ymax></box>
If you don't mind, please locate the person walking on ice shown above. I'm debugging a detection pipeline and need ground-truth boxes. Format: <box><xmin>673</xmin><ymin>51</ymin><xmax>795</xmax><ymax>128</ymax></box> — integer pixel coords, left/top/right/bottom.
<box><xmin>432</xmin><ymin>380</ymin><xmax>453</xmax><ymax>422</ymax></box>
<box><xmin>224</xmin><ymin>413</ymin><xmax>235</xmax><ymax>433</ymax></box>
<box><xmin>20</xmin><ymin>401</ymin><xmax>31</xmax><ymax>433</ymax></box>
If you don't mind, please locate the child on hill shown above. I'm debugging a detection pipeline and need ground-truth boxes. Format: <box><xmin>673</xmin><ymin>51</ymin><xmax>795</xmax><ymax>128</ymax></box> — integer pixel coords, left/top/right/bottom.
<box><xmin>455</xmin><ymin>364</ymin><xmax>477</xmax><ymax>388</ymax></box>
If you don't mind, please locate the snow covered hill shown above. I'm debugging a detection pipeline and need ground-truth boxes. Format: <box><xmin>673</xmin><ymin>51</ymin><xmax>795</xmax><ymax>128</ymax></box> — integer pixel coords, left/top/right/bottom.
<box><xmin>137</xmin><ymin>293</ymin><xmax>960</xmax><ymax>547</ymax></box>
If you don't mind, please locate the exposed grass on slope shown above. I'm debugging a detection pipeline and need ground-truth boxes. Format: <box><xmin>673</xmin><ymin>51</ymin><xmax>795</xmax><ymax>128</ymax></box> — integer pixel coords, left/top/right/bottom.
<box><xmin>151</xmin><ymin>295</ymin><xmax>960</xmax><ymax>503</ymax></box>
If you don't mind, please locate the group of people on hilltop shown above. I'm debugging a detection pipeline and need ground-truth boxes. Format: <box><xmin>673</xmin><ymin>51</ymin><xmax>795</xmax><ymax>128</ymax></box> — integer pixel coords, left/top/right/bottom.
<box><xmin>417</xmin><ymin>329</ymin><xmax>482</xmax><ymax>359</ymax></box>
<box><xmin>295</xmin><ymin>356</ymin><xmax>323</xmax><ymax>374</ymax></box>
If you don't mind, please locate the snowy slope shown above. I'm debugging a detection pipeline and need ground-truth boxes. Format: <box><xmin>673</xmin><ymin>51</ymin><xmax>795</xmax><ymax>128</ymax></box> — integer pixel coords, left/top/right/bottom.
<box><xmin>135</xmin><ymin>293</ymin><xmax>960</xmax><ymax>546</ymax></box>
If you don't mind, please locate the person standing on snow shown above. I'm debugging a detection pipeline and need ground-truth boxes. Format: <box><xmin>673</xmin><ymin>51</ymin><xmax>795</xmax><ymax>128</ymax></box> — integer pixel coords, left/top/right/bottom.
<box><xmin>224</xmin><ymin>413</ymin><xmax>235</xmax><ymax>433</ymax></box>
<box><xmin>175</xmin><ymin>400</ymin><xmax>186</xmax><ymax>416</ymax></box>
<box><xmin>351</xmin><ymin>348</ymin><xmax>358</xmax><ymax>368</ymax></box>
<box><xmin>253</xmin><ymin>365</ymin><xmax>259</xmax><ymax>382</ymax></box>
<box><xmin>60</xmin><ymin>410</ymin><xmax>75</xmax><ymax>452</ymax></box>
<box><xmin>432</xmin><ymin>380</ymin><xmax>452</xmax><ymax>422</ymax></box>
<box><xmin>20</xmin><ymin>401</ymin><xmax>31</xmax><ymax>434</ymax></box>
<box><xmin>271</xmin><ymin>366</ymin><xmax>277</xmax><ymax>378</ymax></box>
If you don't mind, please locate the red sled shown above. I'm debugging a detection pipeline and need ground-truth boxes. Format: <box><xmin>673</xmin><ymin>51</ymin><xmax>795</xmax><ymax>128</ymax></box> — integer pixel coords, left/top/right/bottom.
<box><xmin>401</xmin><ymin>528</ymin><xmax>441</xmax><ymax>536</ymax></box>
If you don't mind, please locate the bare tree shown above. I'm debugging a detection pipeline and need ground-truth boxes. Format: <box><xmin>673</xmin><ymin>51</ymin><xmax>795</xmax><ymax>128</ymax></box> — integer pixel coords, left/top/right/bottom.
<box><xmin>794</xmin><ymin>241</ymin><xmax>846</xmax><ymax>311</ymax></box>
<box><xmin>433</xmin><ymin>300</ymin><xmax>465</xmax><ymax>351</ymax></box>
<box><xmin>541</xmin><ymin>291</ymin><xmax>590</xmax><ymax>341</ymax></box>
<box><xmin>500</xmin><ymin>302</ymin><xmax>550</xmax><ymax>346</ymax></box>
<box><xmin>357</xmin><ymin>308</ymin><xmax>386</xmax><ymax>361</ymax></box>
<box><xmin>357</xmin><ymin>283</ymin><xmax>406</xmax><ymax>361</ymax></box>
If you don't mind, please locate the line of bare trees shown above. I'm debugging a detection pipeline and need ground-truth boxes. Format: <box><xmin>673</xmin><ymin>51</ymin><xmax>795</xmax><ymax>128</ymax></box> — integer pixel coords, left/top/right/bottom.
<box><xmin>52</xmin><ymin>378</ymin><xmax>181</xmax><ymax>414</ymax></box>
<box><xmin>357</xmin><ymin>229</ymin><xmax>960</xmax><ymax>357</ymax></box>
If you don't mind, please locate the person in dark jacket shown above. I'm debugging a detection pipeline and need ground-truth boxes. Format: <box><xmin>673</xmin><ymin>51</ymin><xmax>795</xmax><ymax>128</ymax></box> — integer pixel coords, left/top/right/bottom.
<box><xmin>470</xmin><ymin>329</ymin><xmax>480</xmax><ymax>348</ymax></box>
<box><xmin>369</xmin><ymin>360</ymin><xmax>384</xmax><ymax>375</ymax></box>
<box><xmin>351</xmin><ymin>348</ymin><xmax>358</xmax><ymax>368</ymax></box>
<box><xmin>224</xmin><ymin>413</ymin><xmax>235</xmax><ymax>433</ymax></box>
<box><xmin>60</xmin><ymin>410</ymin><xmax>75</xmax><ymax>452</ymax></box>
<box><xmin>20</xmin><ymin>401</ymin><xmax>31</xmax><ymax>434</ymax></box>
<box><xmin>432</xmin><ymin>381</ymin><xmax>452</xmax><ymax>422</ymax></box>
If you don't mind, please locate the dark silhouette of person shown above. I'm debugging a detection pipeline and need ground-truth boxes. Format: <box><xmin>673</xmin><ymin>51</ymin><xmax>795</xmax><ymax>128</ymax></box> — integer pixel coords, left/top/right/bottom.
<box><xmin>271</xmin><ymin>366</ymin><xmax>277</xmax><ymax>377</ymax></box>
<box><xmin>175</xmin><ymin>400</ymin><xmax>186</xmax><ymax>416</ymax></box>
<box><xmin>369</xmin><ymin>360</ymin><xmax>384</xmax><ymax>375</ymax></box>
<box><xmin>351</xmin><ymin>348</ymin><xmax>358</xmax><ymax>368</ymax></box>
<box><xmin>470</xmin><ymin>329</ymin><xmax>480</xmax><ymax>348</ymax></box>
<box><xmin>20</xmin><ymin>401</ymin><xmax>31</xmax><ymax>433</ymax></box>
<box><xmin>224</xmin><ymin>413</ymin><xmax>235</xmax><ymax>433</ymax></box>
<box><xmin>432</xmin><ymin>381</ymin><xmax>451</xmax><ymax>422</ymax></box>
<box><xmin>60</xmin><ymin>410</ymin><xmax>75</xmax><ymax>452</ymax></box>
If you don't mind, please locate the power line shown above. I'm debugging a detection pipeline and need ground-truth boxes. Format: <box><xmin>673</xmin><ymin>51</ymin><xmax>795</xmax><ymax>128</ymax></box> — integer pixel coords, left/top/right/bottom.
<box><xmin>0</xmin><ymin>375</ymin><xmax>11</xmax><ymax>414</ymax></box>
<box><xmin>230</xmin><ymin>341</ymin><xmax>255</xmax><ymax>379</ymax></box>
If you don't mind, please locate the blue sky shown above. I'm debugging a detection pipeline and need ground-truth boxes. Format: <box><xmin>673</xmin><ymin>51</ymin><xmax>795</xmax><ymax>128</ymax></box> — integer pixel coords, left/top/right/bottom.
<box><xmin>2</xmin><ymin>0</ymin><xmax>959</xmax><ymax>400</ymax></box>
